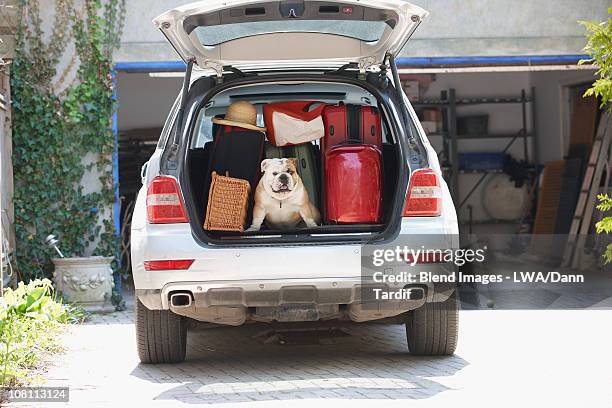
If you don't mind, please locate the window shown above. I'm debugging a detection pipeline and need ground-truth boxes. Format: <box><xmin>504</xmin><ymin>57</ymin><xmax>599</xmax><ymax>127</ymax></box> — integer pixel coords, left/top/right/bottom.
<box><xmin>194</xmin><ymin>20</ymin><xmax>388</xmax><ymax>46</ymax></box>
<box><xmin>191</xmin><ymin>110</ymin><xmax>214</xmax><ymax>148</ymax></box>
<box><xmin>157</xmin><ymin>96</ymin><xmax>180</xmax><ymax>149</ymax></box>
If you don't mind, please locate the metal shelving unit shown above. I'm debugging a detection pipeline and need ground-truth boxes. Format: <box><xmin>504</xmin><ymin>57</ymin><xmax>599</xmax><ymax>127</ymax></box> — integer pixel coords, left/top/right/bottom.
<box><xmin>414</xmin><ymin>88</ymin><xmax>538</xmax><ymax>227</ymax></box>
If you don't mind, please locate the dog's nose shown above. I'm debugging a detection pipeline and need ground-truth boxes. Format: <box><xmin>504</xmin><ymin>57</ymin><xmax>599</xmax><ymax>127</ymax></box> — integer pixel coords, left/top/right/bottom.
<box><xmin>278</xmin><ymin>173</ymin><xmax>289</xmax><ymax>184</ymax></box>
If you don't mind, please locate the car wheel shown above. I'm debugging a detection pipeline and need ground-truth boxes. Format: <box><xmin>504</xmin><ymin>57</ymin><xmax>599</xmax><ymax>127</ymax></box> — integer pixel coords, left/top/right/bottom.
<box><xmin>135</xmin><ymin>298</ymin><xmax>187</xmax><ymax>364</ymax></box>
<box><xmin>405</xmin><ymin>292</ymin><xmax>458</xmax><ymax>356</ymax></box>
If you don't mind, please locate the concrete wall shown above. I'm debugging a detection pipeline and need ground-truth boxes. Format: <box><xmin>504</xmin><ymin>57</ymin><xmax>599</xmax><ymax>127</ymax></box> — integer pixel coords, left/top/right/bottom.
<box><xmin>115</xmin><ymin>0</ymin><xmax>610</xmax><ymax>62</ymax></box>
<box><xmin>1</xmin><ymin>69</ymin><xmax>15</xmax><ymax>285</ymax></box>
<box><xmin>0</xmin><ymin>0</ymin><xmax>18</xmax><ymax>59</ymax></box>
<box><xmin>407</xmin><ymin>0</ymin><xmax>608</xmax><ymax>57</ymax></box>
<box><xmin>1</xmin><ymin>2</ymin><xmax>16</xmax><ymax>286</ymax></box>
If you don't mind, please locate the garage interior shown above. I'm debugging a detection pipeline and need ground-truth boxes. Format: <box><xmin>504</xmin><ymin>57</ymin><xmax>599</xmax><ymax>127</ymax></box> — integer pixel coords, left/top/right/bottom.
<box><xmin>115</xmin><ymin>72</ymin><xmax>181</xmax><ymax>272</ymax></box>
<box><xmin>115</xmin><ymin>65</ymin><xmax>609</xmax><ymax>272</ymax></box>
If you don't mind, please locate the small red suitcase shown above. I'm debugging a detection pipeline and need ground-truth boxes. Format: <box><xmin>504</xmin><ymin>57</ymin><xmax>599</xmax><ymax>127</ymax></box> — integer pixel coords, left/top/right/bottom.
<box><xmin>324</xmin><ymin>144</ymin><xmax>383</xmax><ymax>224</ymax></box>
<box><xmin>321</xmin><ymin>104</ymin><xmax>382</xmax><ymax>152</ymax></box>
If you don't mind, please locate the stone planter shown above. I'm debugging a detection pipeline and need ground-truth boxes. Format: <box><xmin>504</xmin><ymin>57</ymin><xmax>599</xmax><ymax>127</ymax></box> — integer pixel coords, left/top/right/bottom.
<box><xmin>52</xmin><ymin>256</ymin><xmax>114</xmax><ymax>311</ymax></box>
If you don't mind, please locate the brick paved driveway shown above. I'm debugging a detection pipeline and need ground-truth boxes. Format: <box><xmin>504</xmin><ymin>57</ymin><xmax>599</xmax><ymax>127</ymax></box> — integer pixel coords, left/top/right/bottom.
<box><xmin>12</xmin><ymin>302</ymin><xmax>612</xmax><ymax>408</ymax></box>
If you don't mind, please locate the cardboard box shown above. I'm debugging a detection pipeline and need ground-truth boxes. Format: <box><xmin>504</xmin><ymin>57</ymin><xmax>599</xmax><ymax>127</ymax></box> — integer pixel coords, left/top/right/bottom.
<box><xmin>421</xmin><ymin>121</ymin><xmax>437</xmax><ymax>134</ymax></box>
<box><xmin>403</xmin><ymin>80</ymin><xmax>419</xmax><ymax>101</ymax></box>
<box><xmin>423</xmin><ymin>109</ymin><xmax>442</xmax><ymax>122</ymax></box>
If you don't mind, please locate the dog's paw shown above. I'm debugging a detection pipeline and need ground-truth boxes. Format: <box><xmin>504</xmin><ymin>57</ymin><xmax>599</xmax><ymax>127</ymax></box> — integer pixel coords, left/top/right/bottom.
<box><xmin>245</xmin><ymin>226</ymin><xmax>260</xmax><ymax>232</ymax></box>
<box><xmin>305</xmin><ymin>220</ymin><xmax>318</xmax><ymax>228</ymax></box>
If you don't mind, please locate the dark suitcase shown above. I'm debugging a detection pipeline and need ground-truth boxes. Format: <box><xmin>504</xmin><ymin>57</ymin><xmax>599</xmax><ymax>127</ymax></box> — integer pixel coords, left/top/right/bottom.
<box><xmin>208</xmin><ymin>126</ymin><xmax>265</xmax><ymax>194</ymax></box>
<box><xmin>324</xmin><ymin>144</ymin><xmax>383</xmax><ymax>224</ymax></box>
<box><xmin>213</xmin><ymin>125</ymin><xmax>252</xmax><ymax>142</ymax></box>
<box><xmin>381</xmin><ymin>143</ymin><xmax>398</xmax><ymax>215</ymax></box>
<box><xmin>321</xmin><ymin>104</ymin><xmax>382</xmax><ymax>152</ymax></box>
<box><xmin>191</xmin><ymin>142</ymin><xmax>214</xmax><ymax>224</ymax></box>
<box><xmin>264</xmin><ymin>143</ymin><xmax>320</xmax><ymax>208</ymax></box>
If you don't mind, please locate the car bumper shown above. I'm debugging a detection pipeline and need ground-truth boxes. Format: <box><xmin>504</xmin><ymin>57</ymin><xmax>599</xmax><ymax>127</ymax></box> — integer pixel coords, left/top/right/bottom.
<box><xmin>132</xmin><ymin>217</ymin><xmax>458</xmax><ymax>324</ymax></box>
<box><xmin>136</xmin><ymin>271</ymin><xmax>455</xmax><ymax>324</ymax></box>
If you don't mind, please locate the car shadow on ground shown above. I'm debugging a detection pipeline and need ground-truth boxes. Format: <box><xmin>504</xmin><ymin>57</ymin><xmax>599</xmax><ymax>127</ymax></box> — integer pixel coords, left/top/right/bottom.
<box><xmin>130</xmin><ymin>322</ymin><xmax>468</xmax><ymax>404</ymax></box>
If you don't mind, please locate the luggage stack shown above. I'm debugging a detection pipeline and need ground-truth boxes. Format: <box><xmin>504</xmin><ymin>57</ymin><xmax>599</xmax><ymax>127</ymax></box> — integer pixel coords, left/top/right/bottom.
<box><xmin>203</xmin><ymin>101</ymin><xmax>267</xmax><ymax>231</ymax></box>
<box><xmin>203</xmin><ymin>100</ymin><xmax>386</xmax><ymax>232</ymax></box>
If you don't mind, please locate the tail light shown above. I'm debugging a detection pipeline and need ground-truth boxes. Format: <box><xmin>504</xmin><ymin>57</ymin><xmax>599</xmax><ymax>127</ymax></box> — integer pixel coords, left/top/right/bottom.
<box><xmin>146</xmin><ymin>176</ymin><xmax>189</xmax><ymax>224</ymax></box>
<box><xmin>144</xmin><ymin>259</ymin><xmax>194</xmax><ymax>271</ymax></box>
<box><xmin>403</xmin><ymin>169</ymin><xmax>442</xmax><ymax>217</ymax></box>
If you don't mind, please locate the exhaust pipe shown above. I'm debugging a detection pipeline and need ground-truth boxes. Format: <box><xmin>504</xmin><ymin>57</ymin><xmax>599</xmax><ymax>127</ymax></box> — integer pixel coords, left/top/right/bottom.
<box><xmin>170</xmin><ymin>292</ymin><xmax>192</xmax><ymax>308</ymax></box>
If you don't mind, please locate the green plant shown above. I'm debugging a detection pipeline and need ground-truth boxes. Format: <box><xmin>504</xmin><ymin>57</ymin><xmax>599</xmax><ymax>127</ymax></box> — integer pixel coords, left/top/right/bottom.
<box><xmin>10</xmin><ymin>0</ymin><xmax>126</xmax><ymax>282</ymax></box>
<box><xmin>582</xmin><ymin>9</ymin><xmax>612</xmax><ymax>264</ymax></box>
<box><xmin>580</xmin><ymin>7</ymin><xmax>612</xmax><ymax>110</ymax></box>
<box><xmin>0</xmin><ymin>279</ymin><xmax>82</xmax><ymax>386</ymax></box>
<box><xmin>595</xmin><ymin>194</ymin><xmax>612</xmax><ymax>264</ymax></box>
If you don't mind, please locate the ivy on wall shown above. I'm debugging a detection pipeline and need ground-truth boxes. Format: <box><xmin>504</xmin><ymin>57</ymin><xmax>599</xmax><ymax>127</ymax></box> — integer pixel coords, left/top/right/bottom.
<box><xmin>10</xmin><ymin>0</ymin><xmax>126</xmax><ymax>281</ymax></box>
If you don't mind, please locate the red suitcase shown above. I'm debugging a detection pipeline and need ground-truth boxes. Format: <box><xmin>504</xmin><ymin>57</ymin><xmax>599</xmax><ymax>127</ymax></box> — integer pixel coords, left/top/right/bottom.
<box><xmin>324</xmin><ymin>144</ymin><xmax>383</xmax><ymax>224</ymax></box>
<box><xmin>321</xmin><ymin>104</ymin><xmax>382</xmax><ymax>152</ymax></box>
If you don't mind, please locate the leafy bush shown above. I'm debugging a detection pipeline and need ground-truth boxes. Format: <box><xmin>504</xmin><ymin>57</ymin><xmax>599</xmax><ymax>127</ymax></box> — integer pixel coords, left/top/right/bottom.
<box><xmin>582</xmin><ymin>10</ymin><xmax>612</xmax><ymax>264</ymax></box>
<box><xmin>11</xmin><ymin>0</ymin><xmax>125</xmax><ymax>281</ymax></box>
<box><xmin>0</xmin><ymin>279</ymin><xmax>81</xmax><ymax>386</ymax></box>
<box><xmin>596</xmin><ymin>194</ymin><xmax>612</xmax><ymax>264</ymax></box>
<box><xmin>581</xmin><ymin>7</ymin><xmax>612</xmax><ymax>109</ymax></box>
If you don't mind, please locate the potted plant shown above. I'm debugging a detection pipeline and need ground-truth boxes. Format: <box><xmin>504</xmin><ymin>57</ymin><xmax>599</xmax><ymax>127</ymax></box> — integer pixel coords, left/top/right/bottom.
<box><xmin>46</xmin><ymin>235</ymin><xmax>115</xmax><ymax>312</ymax></box>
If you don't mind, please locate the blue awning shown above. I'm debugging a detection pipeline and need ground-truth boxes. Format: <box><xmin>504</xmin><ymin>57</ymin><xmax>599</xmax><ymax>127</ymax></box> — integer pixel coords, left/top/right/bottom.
<box><xmin>113</xmin><ymin>54</ymin><xmax>590</xmax><ymax>73</ymax></box>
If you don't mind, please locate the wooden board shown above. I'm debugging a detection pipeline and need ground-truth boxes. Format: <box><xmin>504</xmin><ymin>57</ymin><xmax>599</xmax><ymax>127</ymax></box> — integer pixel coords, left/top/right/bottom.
<box><xmin>533</xmin><ymin>160</ymin><xmax>566</xmax><ymax>235</ymax></box>
<box><xmin>531</xmin><ymin>160</ymin><xmax>567</xmax><ymax>258</ymax></box>
<box><xmin>569</xmin><ymin>94</ymin><xmax>598</xmax><ymax>147</ymax></box>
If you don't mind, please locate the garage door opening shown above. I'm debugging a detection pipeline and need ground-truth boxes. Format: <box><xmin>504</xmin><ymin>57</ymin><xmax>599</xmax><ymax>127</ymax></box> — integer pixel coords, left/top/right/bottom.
<box><xmin>400</xmin><ymin>69</ymin><xmax>601</xmax><ymax>236</ymax></box>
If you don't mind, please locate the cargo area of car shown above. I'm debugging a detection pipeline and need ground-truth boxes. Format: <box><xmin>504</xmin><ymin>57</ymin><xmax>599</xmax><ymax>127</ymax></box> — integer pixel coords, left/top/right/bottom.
<box><xmin>182</xmin><ymin>80</ymin><xmax>402</xmax><ymax>240</ymax></box>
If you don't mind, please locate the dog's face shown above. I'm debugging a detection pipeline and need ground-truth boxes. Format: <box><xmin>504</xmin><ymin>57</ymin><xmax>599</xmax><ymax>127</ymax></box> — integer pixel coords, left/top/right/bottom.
<box><xmin>261</xmin><ymin>158</ymin><xmax>301</xmax><ymax>199</ymax></box>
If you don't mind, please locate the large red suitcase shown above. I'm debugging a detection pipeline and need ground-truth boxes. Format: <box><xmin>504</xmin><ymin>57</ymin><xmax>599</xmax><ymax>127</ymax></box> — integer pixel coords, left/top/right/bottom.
<box><xmin>324</xmin><ymin>144</ymin><xmax>383</xmax><ymax>224</ymax></box>
<box><xmin>321</xmin><ymin>104</ymin><xmax>382</xmax><ymax>152</ymax></box>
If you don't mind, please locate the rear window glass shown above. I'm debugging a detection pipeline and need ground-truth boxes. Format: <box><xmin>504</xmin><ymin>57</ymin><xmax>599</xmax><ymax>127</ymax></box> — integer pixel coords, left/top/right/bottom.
<box><xmin>194</xmin><ymin>20</ymin><xmax>387</xmax><ymax>46</ymax></box>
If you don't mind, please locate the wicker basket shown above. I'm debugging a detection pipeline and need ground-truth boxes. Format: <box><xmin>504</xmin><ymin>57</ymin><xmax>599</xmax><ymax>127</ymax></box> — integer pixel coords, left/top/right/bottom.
<box><xmin>204</xmin><ymin>171</ymin><xmax>251</xmax><ymax>232</ymax></box>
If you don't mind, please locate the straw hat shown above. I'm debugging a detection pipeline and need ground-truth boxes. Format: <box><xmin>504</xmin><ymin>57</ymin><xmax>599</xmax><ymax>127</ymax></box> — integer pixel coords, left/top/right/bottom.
<box><xmin>212</xmin><ymin>101</ymin><xmax>266</xmax><ymax>132</ymax></box>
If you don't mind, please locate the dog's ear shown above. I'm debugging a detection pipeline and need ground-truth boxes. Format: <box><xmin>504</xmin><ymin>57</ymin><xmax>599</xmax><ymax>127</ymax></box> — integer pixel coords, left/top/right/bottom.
<box><xmin>287</xmin><ymin>158</ymin><xmax>298</xmax><ymax>170</ymax></box>
<box><xmin>261</xmin><ymin>159</ymin><xmax>271</xmax><ymax>173</ymax></box>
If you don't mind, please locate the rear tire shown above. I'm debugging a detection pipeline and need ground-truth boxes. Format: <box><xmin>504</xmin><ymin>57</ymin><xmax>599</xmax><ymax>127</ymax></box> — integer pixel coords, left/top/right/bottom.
<box><xmin>405</xmin><ymin>292</ymin><xmax>459</xmax><ymax>356</ymax></box>
<box><xmin>135</xmin><ymin>298</ymin><xmax>187</xmax><ymax>364</ymax></box>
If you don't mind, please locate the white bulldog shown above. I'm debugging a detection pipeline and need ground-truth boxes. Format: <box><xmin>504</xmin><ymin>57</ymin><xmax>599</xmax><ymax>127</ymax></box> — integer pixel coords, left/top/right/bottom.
<box><xmin>247</xmin><ymin>158</ymin><xmax>321</xmax><ymax>231</ymax></box>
